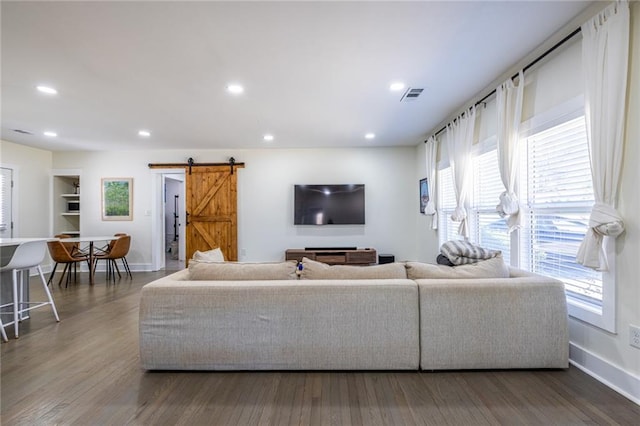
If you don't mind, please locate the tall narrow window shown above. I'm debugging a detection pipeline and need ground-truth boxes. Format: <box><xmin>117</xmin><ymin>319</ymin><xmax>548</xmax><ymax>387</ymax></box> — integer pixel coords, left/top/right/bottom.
<box><xmin>439</xmin><ymin>145</ymin><xmax>510</xmax><ymax>262</ymax></box>
<box><xmin>0</xmin><ymin>167</ymin><xmax>13</xmax><ymax>238</ymax></box>
<box><xmin>437</xmin><ymin>167</ymin><xmax>459</xmax><ymax>246</ymax></box>
<box><xmin>520</xmin><ymin>116</ymin><xmax>602</xmax><ymax>304</ymax></box>
<box><xmin>472</xmin><ymin>148</ymin><xmax>510</xmax><ymax>263</ymax></box>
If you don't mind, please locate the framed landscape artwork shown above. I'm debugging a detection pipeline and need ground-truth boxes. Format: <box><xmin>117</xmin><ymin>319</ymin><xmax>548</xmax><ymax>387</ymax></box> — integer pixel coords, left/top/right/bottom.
<box><xmin>419</xmin><ymin>178</ymin><xmax>429</xmax><ymax>214</ymax></box>
<box><xmin>102</xmin><ymin>178</ymin><xmax>133</xmax><ymax>221</ymax></box>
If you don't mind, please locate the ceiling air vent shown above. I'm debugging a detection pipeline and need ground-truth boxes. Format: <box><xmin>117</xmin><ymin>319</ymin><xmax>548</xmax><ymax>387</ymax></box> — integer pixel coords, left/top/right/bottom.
<box><xmin>400</xmin><ymin>87</ymin><xmax>424</xmax><ymax>102</ymax></box>
<box><xmin>13</xmin><ymin>129</ymin><xmax>33</xmax><ymax>135</ymax></box>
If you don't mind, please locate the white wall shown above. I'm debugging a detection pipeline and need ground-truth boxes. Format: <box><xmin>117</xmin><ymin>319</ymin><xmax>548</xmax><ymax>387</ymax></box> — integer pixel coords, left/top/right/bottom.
<box><xmin>52</xmin><ymin>146</ymin><xmax>418</xmax><ymax>266</ymax></box>
<box><xmin>51</xmin><ymin>150</ymin><xmax>155</xmax><ymax>268</ymax></box>
<box><xmin>418</xmin><ymin>1</ymin><xmax>640</xmax><ymax>401</ymax></box>
<box><xmin>240</xmin><ymin>147</ymin><xmax>417</xmax><ymax>261</ymax></box>
<box><xmin>0</xmin><ymin>140</ymin><xmax>52</xmax><ymax>238</ymax></box>
<box><xmin>414</xmin><ymin>141</ymin><xmax>439</xmax><ymax>263</ymax></box>
<box><xmin>566</xmin><ymin>0</ymin><xmax>640</xmax><ymax>397</ymax></box>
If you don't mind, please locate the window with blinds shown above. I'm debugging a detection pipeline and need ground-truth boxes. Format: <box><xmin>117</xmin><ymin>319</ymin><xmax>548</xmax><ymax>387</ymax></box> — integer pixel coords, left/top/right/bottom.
<box><xmin>437</xmin><ymin>145</ymin><xmax>510</xmax><ymax>263</ymax></box>
<box><xmin>436</xmin><ymin>112</ymin><xmax>606</xmax><ymax>324</ymax></box>
<box><xmin>0</xmin><ymin>167</ymin><xmax>12</xmax><ymax>237</ymax></box>
<box><xmin>437</xmin><ymin>167</ymin><xmax>460</xmax><ymax>246</ymax></box>
<box><xmin>521</xmin><ymin>116</ymin><xmax>602</xmax><ymax>304</ymax></box>
<box><xmin>472</xmin><ymin>148</ymin><xmax>510</xmax><ymax>263</ymax></box>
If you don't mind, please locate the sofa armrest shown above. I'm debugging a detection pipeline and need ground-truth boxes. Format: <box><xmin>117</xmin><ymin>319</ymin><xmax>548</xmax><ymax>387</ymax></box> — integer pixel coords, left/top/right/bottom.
<box><xmin>508</xmin><ymin>266</ymin><xmax>544</xmax><ymax>278</ymax></box>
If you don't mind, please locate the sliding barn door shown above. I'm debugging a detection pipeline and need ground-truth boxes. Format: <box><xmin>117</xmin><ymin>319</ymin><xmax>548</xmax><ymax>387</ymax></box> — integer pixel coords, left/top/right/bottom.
<box><xmin>185</xmin><ymin>165</ymin><xmax>239</xmax><ymax>262</ymax></box>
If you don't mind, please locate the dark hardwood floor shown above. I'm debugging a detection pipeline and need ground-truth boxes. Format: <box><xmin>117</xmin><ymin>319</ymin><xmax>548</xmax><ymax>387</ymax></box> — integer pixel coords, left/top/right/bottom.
<box><xmin>1</xmin><ymin>271</ymin><xmax>638</xmax><ymax>425</ymax></box>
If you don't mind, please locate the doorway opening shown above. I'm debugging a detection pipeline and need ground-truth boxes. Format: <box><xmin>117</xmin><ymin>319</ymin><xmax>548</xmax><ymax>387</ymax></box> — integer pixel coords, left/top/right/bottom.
<box><xmin>163</xmin><ymin>174</ymin><xmax>185</xmax><ymax>271</ymax></box>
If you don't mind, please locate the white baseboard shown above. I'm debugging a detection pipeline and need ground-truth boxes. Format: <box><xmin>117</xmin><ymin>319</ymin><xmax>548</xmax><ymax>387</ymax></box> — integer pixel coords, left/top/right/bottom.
<box><xmin>91</xmin><ymin>263</ymin><xmax>153</xmax><ymax>272</ymax></box>
<box><xmin>84</xmin><ymin>263</ymin><xmax>154</xmax><ymax>273</ymax></box>
<box><xmin>569</xmin><ymin>341</ymin><xmax>640</xmax><ymax>406</ymax></box>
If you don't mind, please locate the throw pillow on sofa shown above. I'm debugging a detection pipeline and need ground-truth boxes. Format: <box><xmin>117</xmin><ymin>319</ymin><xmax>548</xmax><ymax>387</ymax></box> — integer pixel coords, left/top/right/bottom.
<box><xmin>405</xmin><ymin>255</ymin><xmax>509</xmax><ymax>279</ymax></box>
<box><xmin>300</xmin><ymin>257</ymin><xmax>407</xmax><ymax>280</ymax></box>
<box><xmin>192</xmin><ymin>247</ymin><xmax>225</xmax><ymax>262</ymax></box>
<box><xmin>188</xmin><ymin>260</ymin><xmax>298</xmax><ymax>280</ymax></box>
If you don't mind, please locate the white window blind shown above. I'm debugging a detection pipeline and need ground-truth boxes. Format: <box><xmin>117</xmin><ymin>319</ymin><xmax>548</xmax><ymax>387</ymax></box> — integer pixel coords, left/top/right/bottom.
<box><xmin>437</xmin><ymin>167</ymin><xmax>459</xmax><ymax>246</ymax></box>
<box><xmin>436</xmin><ymin>110</ymin><xmax>608</xmax><ymax>327</ymax></box>
<box><xmin>521</xmin><ymin>116</ymin><xmax>602</xmax><ymax>304</ymax></box>
<box><xmin>472</xmin><ymin>149</ymin><xmax>510</xmax><ymax>263</ymax></box>
<box><xmin>0</xmin><ymin>167</ymin><xmax>12</xmax><ymax>237</ymax></box>
<box><xmin>438</xmin><ymin>147</ymin><xmax>510</xmax><ymax>263</ymax></box>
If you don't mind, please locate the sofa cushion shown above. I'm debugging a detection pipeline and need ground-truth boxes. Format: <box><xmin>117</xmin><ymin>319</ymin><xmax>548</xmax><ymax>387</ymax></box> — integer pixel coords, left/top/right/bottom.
<box><xmin>192</xmin><ymin>248</ymin><xmax>225</xmax><ymax>262</ymax></box>
<box><xmin>405</xmin><ymin>255</ymin><xmax>509</xmax><ymax>279</ymax></box>
<box><xmin>300</xmin><ymin>257</ymin><xmax>407</xmax><ymax>280</ymax></box>
<box><xmin>188</xmin><ymin>260</ymin><xmax>298</xmax><ymax>280</ymax></box>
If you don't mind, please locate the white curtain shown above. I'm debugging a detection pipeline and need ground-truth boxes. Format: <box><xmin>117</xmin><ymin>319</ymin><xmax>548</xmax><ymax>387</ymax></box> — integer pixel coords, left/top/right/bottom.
<box><xmin>495</xmin><ymin>70</ymin><xmax>524</xmax><ymax>233</ymax></box>
<box><xmin>445</xmin><ymin>106</ymin><xmax>476</xmax><ymax>238</ymax></box>
<box><xmin>576</xmin><ymin>0</ymin><xmax>629</xmax><ymax>271</ymax></box>
<box><xmin>424</xmin><ymin>136</ymin><xmax>438</xmax><ymax>230</ymax></box>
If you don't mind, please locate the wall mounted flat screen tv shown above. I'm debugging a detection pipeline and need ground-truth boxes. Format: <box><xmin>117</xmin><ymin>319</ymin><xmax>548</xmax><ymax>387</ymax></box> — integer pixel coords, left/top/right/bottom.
<box><xmin>294</xmin><ymin>184</ymin><xmax>365</xmax><ymax>225</ymax></box>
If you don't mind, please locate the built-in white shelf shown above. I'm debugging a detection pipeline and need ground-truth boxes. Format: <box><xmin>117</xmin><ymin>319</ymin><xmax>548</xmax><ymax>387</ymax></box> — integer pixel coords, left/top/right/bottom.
<box><xmin>53</xmin><ymin>173</ymin><xmax>81</xmax><ymax>238</ymax></box>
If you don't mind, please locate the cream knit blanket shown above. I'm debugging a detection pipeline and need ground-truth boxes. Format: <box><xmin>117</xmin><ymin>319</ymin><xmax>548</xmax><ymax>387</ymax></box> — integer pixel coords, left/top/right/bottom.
<box><xmin>440</xmin><ymin>240</ymin><xmax>502</xmax><ymax>266</ymax></box>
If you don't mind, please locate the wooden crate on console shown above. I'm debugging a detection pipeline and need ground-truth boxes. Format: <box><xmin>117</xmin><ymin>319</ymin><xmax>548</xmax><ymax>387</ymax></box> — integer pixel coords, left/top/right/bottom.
<box><xmin>285</xmin><ymin>248</ymin><xmax>377</xmax><ymax>265</ymax></box>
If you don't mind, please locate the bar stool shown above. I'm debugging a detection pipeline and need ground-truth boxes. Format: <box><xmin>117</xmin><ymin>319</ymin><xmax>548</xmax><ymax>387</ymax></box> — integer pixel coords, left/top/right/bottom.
<box><xmin>0</xmin><ymin>240</ymin><xmax>60</xmax><ymax>341</ymax></box>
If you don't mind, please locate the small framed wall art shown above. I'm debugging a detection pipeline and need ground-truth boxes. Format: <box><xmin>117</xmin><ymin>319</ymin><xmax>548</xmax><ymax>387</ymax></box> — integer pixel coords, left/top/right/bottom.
<box><xmin>102</xmin><ymin>177</ymin><xmax>133</xmax><ymax>221</ymax></box>
<box><xmin>419</xmin><ymin>177</ymin><xmax>429</xmax><ymax>214</ymax></box>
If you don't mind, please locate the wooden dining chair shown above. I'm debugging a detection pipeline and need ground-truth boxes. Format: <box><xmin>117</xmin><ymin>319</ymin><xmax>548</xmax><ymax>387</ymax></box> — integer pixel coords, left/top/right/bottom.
<box><xmin>94</xmin><ymin>233</ymin><xmax>127</xmax><ymax>255</ymax></box>
<box><xmin>94</xmin><ymin>235</ymin><xmax>132</xmax><ymax>281</ymax></box>
<box><xmin>54</xmin><ymin>234</ymin><xmax>81</xmax><ymax>254</ymax></box>
<box><xmin>47</xmin><ymin>240</ymin><xmax>90</xmax><ymax>287</ymax></box>
<box><xmin>54</xmin><ymin>234</ymin><xmax>82</xmax><ymax>279</ymax></box>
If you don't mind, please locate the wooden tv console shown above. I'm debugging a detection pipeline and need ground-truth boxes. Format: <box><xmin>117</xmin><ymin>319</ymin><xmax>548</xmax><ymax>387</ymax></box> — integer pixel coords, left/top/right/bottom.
<box><xmin>285</xmin><ymin>248</ymin><xmax>377</xmax><ymax>265</ymax></box>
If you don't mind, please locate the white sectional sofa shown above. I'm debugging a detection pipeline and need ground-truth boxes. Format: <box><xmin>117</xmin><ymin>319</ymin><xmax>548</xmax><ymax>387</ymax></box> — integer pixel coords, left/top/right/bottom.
<box><xmin>139</xmin><ymin>257</ymin><xmax>568</xmax><ymax>371</ymax></box>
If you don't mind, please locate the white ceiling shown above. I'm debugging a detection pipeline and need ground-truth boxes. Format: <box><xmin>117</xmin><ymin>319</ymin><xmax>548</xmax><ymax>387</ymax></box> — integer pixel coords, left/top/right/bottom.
<box><xmin>1</xmin><ymin>1</ymin><xmax>594</xmax><ymax>152</ymax></box>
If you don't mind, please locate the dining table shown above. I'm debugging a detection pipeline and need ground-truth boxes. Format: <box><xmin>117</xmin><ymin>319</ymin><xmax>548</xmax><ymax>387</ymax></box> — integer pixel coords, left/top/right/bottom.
<box><xmin>62</xmin><ymin>236</ymin><xmax>120</xmax><ymax>285</ymax></box>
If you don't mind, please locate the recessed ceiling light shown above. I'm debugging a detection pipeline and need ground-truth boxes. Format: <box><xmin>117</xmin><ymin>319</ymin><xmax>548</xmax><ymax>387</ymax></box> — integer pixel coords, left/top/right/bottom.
<box><xmin>227</xmin><ymin>84</ymin><xmax>244</xmax><ymax>94</ymax></box>
<box><xmin>263</xmin><ymin>134</ymin><xmax>274</xmax><ymax>142</ymax></box>
<box><xmin>37</xmin><ymin>85</ymin><xmax>58</xmax><ymax>95</ymax></box>
<box><xmin>365</xmin><ymin>133</ymin><xmax>376</xmax><ymax>140</ymax></box>
<box><xmin>138</xmin><ymin>130</ymin><xmax>151</xmax><ymax>137</ymax></box>
<box><xmin>389</xmin><ymin>82</ymin><xmax>405</xmax><ymax>92</ymax></box>
<box><xmin>43</xmin><ymin>131</ymin><xmax>57</xmax><ymax>137</ymax></box>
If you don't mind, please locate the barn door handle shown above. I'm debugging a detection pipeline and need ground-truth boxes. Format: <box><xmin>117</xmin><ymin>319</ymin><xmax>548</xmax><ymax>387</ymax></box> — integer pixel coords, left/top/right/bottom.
<box><xmin>186</xmin><ymin>211</ymin><xmax>190</xmax><ymax>225</ymax></box>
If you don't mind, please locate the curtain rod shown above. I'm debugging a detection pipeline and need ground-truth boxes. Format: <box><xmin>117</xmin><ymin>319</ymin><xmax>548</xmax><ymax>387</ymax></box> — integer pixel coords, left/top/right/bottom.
<box><xmin>425</xmin><ymin>26</ymin><xmax>582</xmax><ymax>142</ymax></box>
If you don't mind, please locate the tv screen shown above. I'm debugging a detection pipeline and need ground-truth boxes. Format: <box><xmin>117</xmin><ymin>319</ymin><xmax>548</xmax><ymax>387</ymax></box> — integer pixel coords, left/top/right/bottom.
<box><xmin>294</xmin><ymin>184</ymin><xmax>365</xmax><ymax>225</ymax></box>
